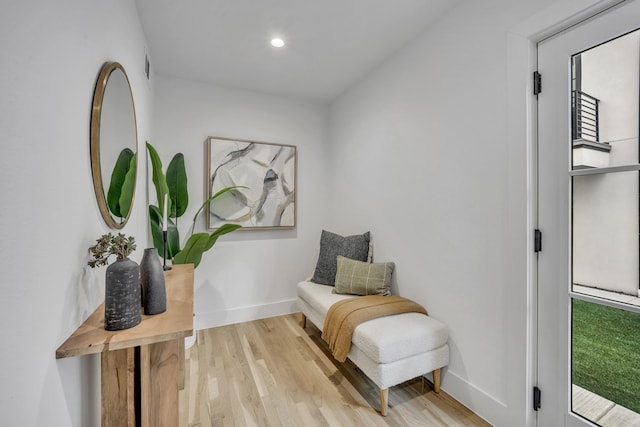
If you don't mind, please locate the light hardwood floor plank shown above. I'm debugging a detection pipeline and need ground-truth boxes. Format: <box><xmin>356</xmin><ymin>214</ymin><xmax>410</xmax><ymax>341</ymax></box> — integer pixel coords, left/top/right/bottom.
<box><xmin>180</xmin><ymin>314</ymin><xmax>492</xmax><ymax>427</ymax></box>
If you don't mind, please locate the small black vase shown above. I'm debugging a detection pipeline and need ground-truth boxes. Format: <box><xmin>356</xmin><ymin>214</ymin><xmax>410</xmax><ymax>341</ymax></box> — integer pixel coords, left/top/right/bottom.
<box><xmin>140</xmin><ymin>248</ymin><xmax>167</xmax><ymax>315</ymax></box>
<box><xmin>105</xmin><ymin>257</ymin><xmax>141</xmax><ymax>331</ymax></box>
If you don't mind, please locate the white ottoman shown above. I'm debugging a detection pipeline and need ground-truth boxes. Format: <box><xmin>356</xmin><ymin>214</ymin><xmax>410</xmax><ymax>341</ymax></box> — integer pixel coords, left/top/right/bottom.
<box><xmin>297</xmin><ymin>280</ymin><xmax>450</xmax><ymax>416</ymax></box>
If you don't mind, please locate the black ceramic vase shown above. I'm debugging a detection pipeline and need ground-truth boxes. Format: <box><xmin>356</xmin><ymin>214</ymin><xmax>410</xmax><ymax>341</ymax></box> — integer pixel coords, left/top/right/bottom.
<box><xmin>104</xmin><ymin>257</ymin><xmax>141</xmax><ymax>331</ymax></box>
<box><xmin>140</xmin><ymin>248</ymin><xmax>167</xmax><ymax>315</ymax></box>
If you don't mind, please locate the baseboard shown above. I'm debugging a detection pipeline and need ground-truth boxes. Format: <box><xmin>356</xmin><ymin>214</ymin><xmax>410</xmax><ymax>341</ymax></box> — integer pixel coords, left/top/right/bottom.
<box><xmin>196</xmin><ymin>298</ymin><xmax>298</xmax><ymax>330</ymax></box>
<box><xmin>432</xmin><ymin>369</ymin><xmax>509</xmax><ymax>427</ymax></box>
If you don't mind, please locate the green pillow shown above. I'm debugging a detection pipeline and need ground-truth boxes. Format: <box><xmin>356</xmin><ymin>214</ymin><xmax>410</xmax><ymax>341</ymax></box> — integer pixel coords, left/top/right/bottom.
<box><xmin>333</xmin><ymin>256</ymin><xmax>394</xmax><ymax>296</ymax></box>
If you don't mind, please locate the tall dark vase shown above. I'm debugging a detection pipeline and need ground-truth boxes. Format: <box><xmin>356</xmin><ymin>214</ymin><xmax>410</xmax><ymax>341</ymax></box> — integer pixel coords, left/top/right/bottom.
<box><xmin>140</xmin><ymin>248</ymin><xmax>167</xmax><ymax>315</ymax></box>
<box><xmin>105</xmin><ymin>257</ymin><xmax>141</xmax><ymax>331</ymax></box>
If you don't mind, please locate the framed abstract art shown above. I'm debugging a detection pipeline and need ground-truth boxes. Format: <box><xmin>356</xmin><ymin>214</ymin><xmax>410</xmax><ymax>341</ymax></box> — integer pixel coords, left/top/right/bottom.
<box><xmin>206</xmin><ymin>136</ymin><xmax>297</xmax><ymax>230</ymax></box>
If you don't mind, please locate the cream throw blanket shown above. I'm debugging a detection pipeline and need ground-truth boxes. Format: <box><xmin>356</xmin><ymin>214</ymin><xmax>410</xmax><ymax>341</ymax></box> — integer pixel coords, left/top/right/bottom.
<box><xmin>321</xmin><ymin>295</ymin><xmax>428</xmax><ymax>362</ymax></box>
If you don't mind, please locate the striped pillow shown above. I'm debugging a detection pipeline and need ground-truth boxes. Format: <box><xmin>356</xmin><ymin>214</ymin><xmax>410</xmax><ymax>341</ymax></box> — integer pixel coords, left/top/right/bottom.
<box><xmin>333</xmin><ymin>256</ymin><xmax>394</xmax><ymax>296</ymax></box>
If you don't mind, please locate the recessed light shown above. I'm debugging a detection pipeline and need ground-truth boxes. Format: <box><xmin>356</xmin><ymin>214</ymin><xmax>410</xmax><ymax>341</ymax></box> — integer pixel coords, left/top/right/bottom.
<box><xmin>270</xmin><ymin>37</ymin><xmax>285</xmax><ymax>48</ymax></box>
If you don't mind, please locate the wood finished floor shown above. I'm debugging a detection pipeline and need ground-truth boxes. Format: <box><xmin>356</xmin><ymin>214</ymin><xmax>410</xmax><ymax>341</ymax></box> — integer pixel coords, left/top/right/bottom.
<box><xmin>179</xmin><ymin>313</ymin><xmax>492</xmax><ymax>427</ymax></box>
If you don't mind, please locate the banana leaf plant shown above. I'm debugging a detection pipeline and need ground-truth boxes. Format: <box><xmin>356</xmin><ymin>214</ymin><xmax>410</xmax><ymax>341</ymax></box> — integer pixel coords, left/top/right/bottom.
<box><xmin>146</xmin><ymin>142</ymin><xmax>242</xmax><ymax>268</ymax></box>
<box><xmin>107</xmin><ymin>148</ymin><xmax>137</xmax><ymax>224</ymax></box>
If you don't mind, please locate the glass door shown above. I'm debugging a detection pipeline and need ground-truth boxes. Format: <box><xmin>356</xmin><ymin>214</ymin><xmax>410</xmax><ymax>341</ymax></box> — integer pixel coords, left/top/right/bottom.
<box><xmin>537</xmin><ymin>1</ymin><xmax>640</xmax><ymax>425</ymax></box>
<box><xmin>570</xmin><ymin>28</ymin><xmax>640</xmax><ymax>425</ymax></box>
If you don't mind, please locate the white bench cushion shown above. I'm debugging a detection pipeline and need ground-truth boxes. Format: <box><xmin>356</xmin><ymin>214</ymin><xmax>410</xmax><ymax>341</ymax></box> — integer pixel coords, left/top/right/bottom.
<box><xmin>297</xmin><ymin>280</ymin><xmax>353</xmax><ymax>319</ymax></box>
<box><xmin>297</xmin><ymin>281</ymin><xmax>448</xmax><ymax>364</ymax></box>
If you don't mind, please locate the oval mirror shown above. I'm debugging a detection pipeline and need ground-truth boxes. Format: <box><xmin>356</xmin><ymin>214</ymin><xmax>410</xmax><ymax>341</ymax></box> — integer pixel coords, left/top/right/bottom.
<box><xmin>90</xmin><ymin>62</ymin><xmax>138</xmax><ymax>229</ymax></box>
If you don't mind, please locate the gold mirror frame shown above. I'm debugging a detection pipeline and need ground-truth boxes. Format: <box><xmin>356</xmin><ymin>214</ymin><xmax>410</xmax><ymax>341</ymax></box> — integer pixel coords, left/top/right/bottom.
<box><xmin>90</xmin><ymin>62</ymin><xmax>138</xmax><ymax>229</ymax></box>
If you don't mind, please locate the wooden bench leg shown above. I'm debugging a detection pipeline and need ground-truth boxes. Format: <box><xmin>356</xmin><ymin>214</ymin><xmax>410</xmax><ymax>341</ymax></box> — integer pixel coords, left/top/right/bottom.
<box><xmin>432</xmin><ymin>368</ymin><xmax>441</xmax><ymax>393</ymax></box>
<box><xmin>300</xmin><ymin>313</ymin><xmax>307</xmax><ymax>329</ymax></box>
<box><xmin>380</xmin><ymin>388</ymin><xmax>389</xmax><ymax>416</ymax></box>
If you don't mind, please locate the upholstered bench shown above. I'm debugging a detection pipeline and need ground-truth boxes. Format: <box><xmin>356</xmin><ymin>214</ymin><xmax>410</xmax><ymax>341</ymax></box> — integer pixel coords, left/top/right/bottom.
<box><xmin>297</xmin><ymin>280</ymin><xmax>450</xmax><ymax>416</ymax></box>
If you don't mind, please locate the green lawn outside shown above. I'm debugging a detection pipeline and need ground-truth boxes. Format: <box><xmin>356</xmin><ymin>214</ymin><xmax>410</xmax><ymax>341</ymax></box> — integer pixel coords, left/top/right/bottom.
<box><xmin>572</xmin><ymin>298</ymin><xmax>640</xmax><ymax>413</ymax></box>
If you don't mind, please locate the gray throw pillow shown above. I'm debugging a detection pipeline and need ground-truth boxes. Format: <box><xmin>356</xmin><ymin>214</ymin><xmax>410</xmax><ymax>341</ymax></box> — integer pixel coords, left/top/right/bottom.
<box><xmin>333</xmin><ymin>256</ymin><xmax>394</xmax><ymax>296</ymax></box>
<box><xmin>311</xmin><ymin>230</ymin><xmax>370</xmax><ymax>285</ymax></box>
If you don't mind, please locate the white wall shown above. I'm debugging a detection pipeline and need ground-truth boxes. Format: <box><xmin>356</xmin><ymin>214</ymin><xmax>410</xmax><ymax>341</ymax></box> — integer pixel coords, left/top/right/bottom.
<box><xmin>0</xmin><ymin>1</ymin><xmax>152</xmax><ymax>425</ymax></box>
<box><xmin>328</xmin><ymin>1</ymin><xmax>557</xmax><ymax>425</ymax></box>
<box><xmin>151</xmin><ymin>77</ymin><xmax>330</xmax><ymax>329</ymax></box>
<box><xmin>583</xmin><ymin>31</ymin><xmax>640</xmax><ymax>147</ymax></box>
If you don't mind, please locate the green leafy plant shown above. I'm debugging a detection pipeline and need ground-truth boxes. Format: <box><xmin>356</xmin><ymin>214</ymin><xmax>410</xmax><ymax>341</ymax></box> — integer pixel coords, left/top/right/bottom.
<box><xmin>88</xmin><ymin>233</ymin><xmax>137</xmax><ymax>268</ymax></box>
<box><xmin>107</xmin><ymin>148</ymin><xmax>137</xmax><ymax>223</ymax></box>
<box><xmin>146</xmin><ymin>142</ymin><xmax>242</xmax><ymax>268</ymax></box>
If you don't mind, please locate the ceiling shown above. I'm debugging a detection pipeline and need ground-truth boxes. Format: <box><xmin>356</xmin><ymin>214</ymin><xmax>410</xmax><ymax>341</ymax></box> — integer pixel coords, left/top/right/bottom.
<box><xmin>134</xmin><ymin>0</ymin><xmax>460</xmax><ymax>104</ymax></box>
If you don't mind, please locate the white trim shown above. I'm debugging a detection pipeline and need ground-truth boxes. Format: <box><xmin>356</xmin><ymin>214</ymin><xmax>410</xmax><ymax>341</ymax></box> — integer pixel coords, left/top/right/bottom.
<box><xmin>441</xmin><ymin>370</ymin><xmax>509</xmax><ymax>426</ymax></box>
<box><xmin>195</xmin><ymin>298</ymin><xmax>298</xmax><ymax>330</ymax></box>
<box><xmin>506</xmin><ymin>29</ymin><xmax>538</xmax><ymax>427</ymax></box>
<box><xmin>569</xmin><ymin>164</ymin><xmax>640</xmax><ymax>176</ymax></box>
<box><xmin>507</xmin><ymin>1</ymin><xmax>625</xmax><ymax>426</ymax></box>
<box><xmin>510</xmin><ymin>0</ymin><xmax>627</xmax><ymax>41</ymax></box>
<box><xmin>570</xmin><ymin>291</ymin><xmax>640</xmax><ymax>314</ymax></box>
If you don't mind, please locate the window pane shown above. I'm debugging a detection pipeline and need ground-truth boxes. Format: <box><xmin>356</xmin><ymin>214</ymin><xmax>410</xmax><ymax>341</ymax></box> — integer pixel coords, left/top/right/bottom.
<box><xmin>572</xmin><ymin>171</ymin><xmax>639</xmax><ymax>303</ymax></box>
<box><xmin>571</xmin><ymin>299</ymin><xmax>640</xmax><ymax>424</ymax></box>
<box><xmin>571</xmin><ymin>29</ymin><xmax>639</xmax><ymax>170</ymax></box>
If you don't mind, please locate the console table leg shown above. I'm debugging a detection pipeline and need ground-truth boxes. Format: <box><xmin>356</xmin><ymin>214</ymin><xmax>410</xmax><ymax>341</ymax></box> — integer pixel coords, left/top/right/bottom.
<box><xmin>101</xmin><ymin>348</ymin><xmax>136</xmax><ymax>427</ymax></box>
<box><xmin>140</xmin><ymin>339</ymin><xmax>180</xmax><ymax>427</ymax></box>
<box><xmin>178</xmin><ymin>337</ymin><xmax>186</xmax><ymax>390</ymax></box>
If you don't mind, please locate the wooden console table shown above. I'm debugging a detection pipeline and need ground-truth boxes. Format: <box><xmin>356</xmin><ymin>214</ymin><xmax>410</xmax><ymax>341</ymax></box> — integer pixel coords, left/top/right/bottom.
<box><xmin>56</xmin><ymin>264</ymin><xmax>194</xmax><ymax>427</ymax></box>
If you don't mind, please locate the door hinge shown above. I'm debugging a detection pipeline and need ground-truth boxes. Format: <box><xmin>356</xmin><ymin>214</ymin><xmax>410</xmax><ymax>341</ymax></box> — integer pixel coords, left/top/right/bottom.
<box><xmin>534</xmin><ymin>229</ymin><xmax>542</xmax><ymax>253</ymax></box>
<box><xmin>533</xmin><ymin>386</ymin><xmax>542</xmax><ymax>411</ymax></box>
<box><xmin>533</xmin><ymin>71</ymin><xmax>542</xmax><ymax>95</ymax></box>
